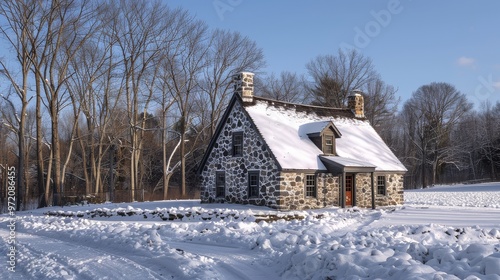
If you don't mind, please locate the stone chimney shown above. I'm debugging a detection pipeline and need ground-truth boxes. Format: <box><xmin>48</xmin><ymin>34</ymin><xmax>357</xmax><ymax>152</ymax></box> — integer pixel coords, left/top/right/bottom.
<box><xmin>233</xmin><ymin>72</ymin><xmax>254</xmax><ymax>104</ymax></box>
<box><xmin>347</xmin><ymin>89</ymin><xmax>365</xmax><ymax>118</ymax></box>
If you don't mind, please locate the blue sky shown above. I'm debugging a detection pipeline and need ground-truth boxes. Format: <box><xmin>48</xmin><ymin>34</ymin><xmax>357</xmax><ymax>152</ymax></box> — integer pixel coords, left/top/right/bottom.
<box><xmin>170</xmin><ymin>0</ymin><xmax>500</xmax><ymax>108</ymax></box>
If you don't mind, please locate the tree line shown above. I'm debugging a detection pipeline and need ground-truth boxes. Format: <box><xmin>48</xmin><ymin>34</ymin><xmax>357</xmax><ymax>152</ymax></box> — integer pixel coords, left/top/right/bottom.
<box><xmin>0</xmin><ymin>1</ymin><xmax>498</xmax><ymax>211</ymax></box>
<box><xmin>0</xmin><ymin>0</ymin><xmax>265</xmax><ymax>210</ymax></box>
<box><xmin>255</xmin><ymin>49</ymin><xmax>500</xmax><ymax>189</ymax></box>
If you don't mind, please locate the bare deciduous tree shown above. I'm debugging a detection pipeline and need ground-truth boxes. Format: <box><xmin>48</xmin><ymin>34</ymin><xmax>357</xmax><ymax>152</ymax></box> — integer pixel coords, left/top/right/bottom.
<box><xmin>201</xmin><ymin>29</ymin><xmax>265</xmax><ymax>137</ymax></box>
<box><xmin>40</xmin><ymin>0</ymin><xmax>99</xmax><ymax>206</ymax></box>
<box><xmin>306</xmin><ymin>48</ymin><xmax>376</xmax><ymax>107</ymax></box>
<box><xmin>0</xmin><ymin>0</ymin><xmax>41</xmax><ymax>210</ymax></box>
<box><xmin>402</xmin><ymin>82</ymin><xmax>472</xmax><ymax>187</ymax></box>
<box><xmin>475</xmin><ymin>102</ymin><xmax>500</xmax><ymax>180</ymax></box>
<box><xmin>363</xmin><ymin>77</ymin><xmax>399</xmax><ymax>128</ymax></box>
<box><xmin>65</xmin><ymin>24</ymin><xmax>123</xmax><ymax>198</ymax></box>
<box><xmin>163</xmin><ymin>15</ymin><xmax>209</xmax><ymax>197</ymax></box>
<box><xmin>257</xmin><ymin>71</ymin><xmax>308</xmax><ymax>104</ymax></box>
<box><xmin>111</xmin><ymin>1</ymin><xmax>179</xmax><ymax>200</ymax></box>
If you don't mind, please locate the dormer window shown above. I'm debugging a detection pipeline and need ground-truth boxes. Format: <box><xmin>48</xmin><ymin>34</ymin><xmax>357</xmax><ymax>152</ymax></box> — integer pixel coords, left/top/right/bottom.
<box><xmin>324</xmin><ymin>135</ymin><xmax>334</xmax><ymax>155</ymax></box>
<box><xmin>302</xmin><ymin>121</ymin><xmax>341</xmax><ymax>156</ymax></box>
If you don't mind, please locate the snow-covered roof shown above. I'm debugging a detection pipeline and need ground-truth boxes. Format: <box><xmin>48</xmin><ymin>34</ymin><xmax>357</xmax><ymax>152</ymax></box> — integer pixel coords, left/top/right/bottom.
<box><xmin>245</xmin><ymin>98</ymin><xmax>407</xmax><ymax>172</ymax></box>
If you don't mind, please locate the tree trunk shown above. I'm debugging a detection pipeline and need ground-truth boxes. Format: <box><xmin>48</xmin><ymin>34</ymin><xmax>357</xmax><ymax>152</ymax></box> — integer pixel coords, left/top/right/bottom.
<box><xmin>181</xmin><ymin>133</ymin><xmax>186</xmax><ymax>197</ymax></box>
<box><xmin>491</xmin><ymin>158</ymin><xmax>496</xmax><ymax>180</ymax></box>
<box><xmin>130</xmin><ymin>131</ymin><xmax>136</xmax><ymax>202</ymax></box>
<box><xmin>16</xmin><ymin>107</ymin><xmax>26</xmax><ymax>211</ymax></box>
<box><xmin>61</xmin><ymin>126</ymin><xmax>78</xmax><ymax>195</ymax></box>
<box><xmin>93</xmin><ymin>142</ymin><xmax>104</xmax><ymax>195</ymax></box>
<box><xmin>180</xmin><ymin>114</ymin><xmax>187</xmax><ymax>197</ymax></box>
<box><xmin>52</xmin><ymin>107</ymin><xmax>62</xmax><ymax>206</ymax></box>
<box><xmin>45</xmin><ymin>149</ymin><xmax>53</xmax><ymax>206</ymax></box>
<box><xmin>77</xmin><ymin>127</ymin><xmax>90</xmax><ymax>196</ymax></box>
<box><xmin>36</xmin><ymin>78</ymin><xmax>47</xmax><ymax>208</ymax></box>
<box><xmin>162</xmin><ymin>128</ymin><xmax>168</xmax><ymax>200</ymax></box>
<box><xmin>421</xmin><ymin>148</ymin><xmax>426</xmax><ymax>188</ymax></box>
<box><xmin>432</xmin><ymin>159</ymin><xmax>438</xmax><ymax>186</ymax></box>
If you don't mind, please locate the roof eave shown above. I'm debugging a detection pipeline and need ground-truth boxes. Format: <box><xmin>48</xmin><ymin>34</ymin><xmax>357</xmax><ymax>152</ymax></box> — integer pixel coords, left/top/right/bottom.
<box><xmin>320</xmin><ymin>156</ymin><xmax>376</xmax><ymax>175</ymax></box>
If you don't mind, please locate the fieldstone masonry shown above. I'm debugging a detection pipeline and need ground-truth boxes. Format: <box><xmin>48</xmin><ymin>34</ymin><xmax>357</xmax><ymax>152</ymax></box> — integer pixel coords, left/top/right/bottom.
<box><xmin>348</xmin><ymin>91</ymin><xmax>365</xmax><ymax>118</ymax></box>
<box><xmin>376</xmin><ymin>173</ymin><xmax>405</xmax><ymax>206</ymax></box>
<box><xmin>354</xmin><ymin>173</ymin><xmax>404</xmax><ymax>207</ymax></box>
<box><xmin>200</xmin><ymin>101</ymin><xmax>281</xmax><ymax>208</ymax></box>
<box><xmin>277</xmin><ymin>172</ymin><xmax>339</xmax><ymax>210</ymax></box>
<box><xmin>233</xmin><ymin>72</ymin><xmax>254</xmax><ymax>103</ymax></box>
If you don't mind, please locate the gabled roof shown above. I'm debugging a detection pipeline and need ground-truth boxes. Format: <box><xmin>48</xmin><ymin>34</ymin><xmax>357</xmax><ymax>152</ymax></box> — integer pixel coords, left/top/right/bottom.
<box><xmin>199</xmin><ymin>93</ymin><xmax>407</xmax><ymax>174</ymax></box>
<box><xmin>244</xmin><ymin>96</ymin><xmax>407</xmax><ymax>172</ymax></box>
<box><xmin>197</xmin><ymin>93</ymin><xmax>282</xmax><ymax>174</ymax></box>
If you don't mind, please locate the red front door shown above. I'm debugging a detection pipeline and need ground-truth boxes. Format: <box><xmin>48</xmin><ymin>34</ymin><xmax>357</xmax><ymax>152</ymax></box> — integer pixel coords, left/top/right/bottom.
<box><xmin>345</xmin><ymin>175</ymin><xmax>353</xmax><ymax>206</ymax></box>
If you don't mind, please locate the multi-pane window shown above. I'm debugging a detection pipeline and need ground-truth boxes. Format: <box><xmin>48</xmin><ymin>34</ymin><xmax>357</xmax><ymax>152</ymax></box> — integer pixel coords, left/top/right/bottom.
<box><xmin>305</xmin><ymin>174</ymin><xmax>317</xmax><ymax>198</ymax></box>
<box><xmin>232</xmin><ymin>131</ymin><xmax>243</xmax><ymax>157</ymax></box>
<box><xmin>248</xmin><ymin>171</ymin><xmax>260</xmax><ymax>198</ymax></box>
<box><xmin>324</xmin><ymin>135</ymin><xmax>334</xmax><ymax>155</ymax></box>
<box><xmin>346</xmin><ymin>175</ymin><xmax>353</xmax><ymax>193</ymax></box>
<box><xmin>216</xmin><ymin>172</ymin><xmax>225</xmax><ymax>198</ymax></box>
<box><xmin>377</xmin><ymin>176</ymin><xmax>386</xmax><ymax>196</ymax></box>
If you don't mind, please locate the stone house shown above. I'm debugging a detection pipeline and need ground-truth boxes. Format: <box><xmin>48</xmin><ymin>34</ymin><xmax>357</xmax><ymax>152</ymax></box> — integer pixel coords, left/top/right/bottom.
<box><xmin>198</xmin><ymin>72</ymin><xmax>406</xmax><ymax>210</ymax></box>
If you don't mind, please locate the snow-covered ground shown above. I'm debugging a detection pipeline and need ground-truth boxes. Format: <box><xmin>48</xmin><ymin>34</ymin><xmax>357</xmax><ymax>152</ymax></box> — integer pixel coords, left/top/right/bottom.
<box><xmin>1</xmin><ymin>182</ymin><xmax>500</xmax><ymax>279</ymax></box>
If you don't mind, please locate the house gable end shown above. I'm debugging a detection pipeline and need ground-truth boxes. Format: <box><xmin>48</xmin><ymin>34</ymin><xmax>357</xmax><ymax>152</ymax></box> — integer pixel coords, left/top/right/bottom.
<box><xmin>198</xmin><ymin>93</ymin><xmax>282</xmax><ymax>174</ymax></box>
<box><xmin>323</xmin><ymin>122</ymin><xmax>342</xmax><ymax>138</ymax></box>
<box><xmin>199</xmin><ymin>92</ymin><xmax>283</xmax><ymax>208</ymax></box>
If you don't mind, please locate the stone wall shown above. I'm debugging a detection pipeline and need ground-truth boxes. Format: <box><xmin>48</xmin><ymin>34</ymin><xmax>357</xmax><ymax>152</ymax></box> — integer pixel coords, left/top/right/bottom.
<box><xmin>354</xmin><ymin>173</ymin><xmax>404</xmax><ymax>208</ymax></box>
<box><xmin>376</xmin><ymin>173</ymin><xmax>404</xmax><ymax>206</ymax></box>
<box><xmin>200</xmin><ymin>100</ymin><xmax>281</xmax><ymax>208</ymax></box>
<box><xmin>353</xmin><ymin>173</ymin><xmax>372</xmax><ymax>208</ymax></box>
<box><xmin>276</xmin><ymin>172</ymin><xmax>339</xmax><ymax>210</ymax></box>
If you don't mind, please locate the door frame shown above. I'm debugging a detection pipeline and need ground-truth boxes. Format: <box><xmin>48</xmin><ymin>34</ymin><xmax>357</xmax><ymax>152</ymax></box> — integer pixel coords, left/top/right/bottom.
<box><xmin>345</xmin><ymin>174</ymin><xmax>354</xmax><ymax>206</ymax></box>
<box><xmin>340</xmin><ymin>172</ymin><xmax>356</xmax><ymax>208</ymax></box>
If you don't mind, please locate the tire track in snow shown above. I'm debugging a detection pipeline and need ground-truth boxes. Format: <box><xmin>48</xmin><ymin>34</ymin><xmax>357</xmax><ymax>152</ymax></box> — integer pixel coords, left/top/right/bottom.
<box><xmin>0</xmin><ymin>228</ymin><xmax>167</xmax><ymax>279</ymax></box>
